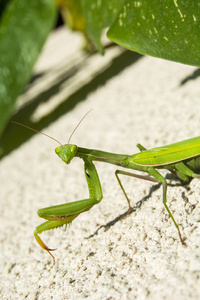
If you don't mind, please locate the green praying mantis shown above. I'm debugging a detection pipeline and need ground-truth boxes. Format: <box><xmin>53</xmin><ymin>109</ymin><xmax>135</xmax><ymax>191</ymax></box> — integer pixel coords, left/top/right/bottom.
<box><xmin>12</xmin><ymin>112</ymin><xmax>200</xmax><ymax>265</ymax></box>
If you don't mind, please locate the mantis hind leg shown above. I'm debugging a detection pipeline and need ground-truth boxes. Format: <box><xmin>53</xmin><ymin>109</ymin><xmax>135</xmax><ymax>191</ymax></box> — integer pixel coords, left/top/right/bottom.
<box><xmin>137</xmin><ymin>143</ymin><xmax>147</xmax><ymax>152</ymax></box>
<box><xmin>115</xmin><ymin>167</ymin><xmax>186</xmax><ymax>245</ymax></box>
<box><xmin>34</xmin><ymin>159</ymin><xmax>103</xmax><ymax>264</ymax></box>
<box><xmin>174</xmin><ymin>162</ymin><xmax>200</xmax><ymax>180</ymax></box>
<box><xmin>147</xmin><ymin>167</ymin><xmax>186</xmax><ymax>246</ymax></box>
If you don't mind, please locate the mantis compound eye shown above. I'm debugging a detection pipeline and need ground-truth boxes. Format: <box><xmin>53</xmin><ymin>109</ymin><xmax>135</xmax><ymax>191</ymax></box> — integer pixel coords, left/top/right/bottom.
<box><xmin>55</xmin><ymin>147</ymin><xmax>61</xmax><ymax>156</ymax></box>
<box><xmin>70</xmin><ymin>145</ymin><xmax>77</xmax><ymax>155</ymax></box>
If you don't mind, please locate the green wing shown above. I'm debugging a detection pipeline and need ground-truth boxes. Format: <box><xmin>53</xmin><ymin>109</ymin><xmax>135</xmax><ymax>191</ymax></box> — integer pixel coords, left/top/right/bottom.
<box><xmin>132</xmin><ymin>136</ymin><xmax>200</xmax><ymax>166</ymax></box>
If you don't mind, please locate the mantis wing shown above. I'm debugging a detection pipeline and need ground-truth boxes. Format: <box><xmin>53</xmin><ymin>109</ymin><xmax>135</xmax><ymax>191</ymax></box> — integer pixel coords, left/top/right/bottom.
<box><xmin>132</xmin><ymin>136</ymin><xmax>200</xmax><ymax>166</ymax></box>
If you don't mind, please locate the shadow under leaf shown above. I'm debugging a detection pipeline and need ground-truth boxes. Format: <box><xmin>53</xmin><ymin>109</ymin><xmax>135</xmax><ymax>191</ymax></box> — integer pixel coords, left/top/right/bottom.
<box><xmin>0</xmin><ymin>49</ymin><xmax>142</xmax><ymax>159</ymax></box>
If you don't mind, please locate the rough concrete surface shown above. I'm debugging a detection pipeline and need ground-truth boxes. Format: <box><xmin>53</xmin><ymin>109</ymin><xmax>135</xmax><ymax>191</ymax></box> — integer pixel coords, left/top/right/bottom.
<box><xmin>0</xmin><ymin>27</ymin><xmax>200</xmax><ymax>299</ymax></box>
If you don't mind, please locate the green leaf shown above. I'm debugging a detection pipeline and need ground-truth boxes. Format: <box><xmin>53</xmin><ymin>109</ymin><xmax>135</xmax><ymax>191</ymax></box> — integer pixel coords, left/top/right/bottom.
<box><xmin>0</xmin><ymin>0</ymin><xmax>57</xmax><ymax>138</ymax></box>
<box><xmin>107</xmin><ymin>0</ymin><xmax>200</xmax><ymax>66</ymax></box>
<box><xmin>58</xmin><ymin>0</ymin><xmax>86</xmax><ymax>33</ymax></box>
<box><xmin>81</xmin><ymin>0</ymin><xmax>124</xmax><ymax>53</ymax></box>
<box><xmin>0</xmin><ymin>0</ymin><xmax>10</xmax><ymax>19</ymax></box>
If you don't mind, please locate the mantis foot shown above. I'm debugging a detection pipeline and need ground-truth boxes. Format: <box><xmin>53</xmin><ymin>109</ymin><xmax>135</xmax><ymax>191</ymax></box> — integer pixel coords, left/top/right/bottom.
<box><xmin>35</xmin><ymin>233</ymin><xmax>56</xmax><ymax>267</ymax></box>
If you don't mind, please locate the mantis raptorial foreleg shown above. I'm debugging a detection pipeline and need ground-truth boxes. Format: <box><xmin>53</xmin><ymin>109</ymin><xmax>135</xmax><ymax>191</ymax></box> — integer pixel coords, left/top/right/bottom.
<box><xmin>34</xmin><ymin>158</ymin><xmax>103</xmax><ymax>264</ymax></box>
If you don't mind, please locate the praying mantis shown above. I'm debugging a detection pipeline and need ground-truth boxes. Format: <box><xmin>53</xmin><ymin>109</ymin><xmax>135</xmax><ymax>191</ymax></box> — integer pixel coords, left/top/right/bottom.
<box><xmin>12</xmin><ymin>112</ymin><xmax>200</xmax><ymax>265</ymax></box>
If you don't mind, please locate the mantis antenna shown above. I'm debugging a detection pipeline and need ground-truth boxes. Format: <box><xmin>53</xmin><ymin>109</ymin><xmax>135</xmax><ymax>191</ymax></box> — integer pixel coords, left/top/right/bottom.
<box><xmin>67</xmin><ymin>109</ymin><xmax>93</xmax><ymax>144</ymax></box>
<box><xmin>11</xmin><ymin>109</ymin><xmax>93</xmax><ymax>145</ymax></box>
<box><xmin>11</xmin><ymin>121</ymin><xmax>62</xmax><ymax>146</ymax></box>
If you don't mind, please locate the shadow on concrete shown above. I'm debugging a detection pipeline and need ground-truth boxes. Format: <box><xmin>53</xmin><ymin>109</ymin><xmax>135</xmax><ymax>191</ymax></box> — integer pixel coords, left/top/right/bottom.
<box><xmin>0</xmin><ymin>49</ymin><xmax>142</xmax><ymax>159</ymax></box>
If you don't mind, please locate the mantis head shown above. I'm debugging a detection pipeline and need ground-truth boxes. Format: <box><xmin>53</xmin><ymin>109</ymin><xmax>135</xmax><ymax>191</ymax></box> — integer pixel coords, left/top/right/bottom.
<box><xmin>55</xmin><ymin>144</ymin><xmax>77</xmax><ymax>164</ymax></box>
<box><xmin>54</xmin><ymin>110</ymin><xmax>92</xmax><ymax>164</ymax></box>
